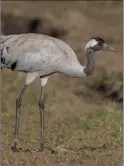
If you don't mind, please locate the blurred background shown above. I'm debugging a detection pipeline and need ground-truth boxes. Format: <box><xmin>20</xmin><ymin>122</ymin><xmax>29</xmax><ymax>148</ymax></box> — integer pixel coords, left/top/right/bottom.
<box><xmin>1</xmin><ymin>1</ymin><xmax>123</xmax><ymax>165</ymax></box>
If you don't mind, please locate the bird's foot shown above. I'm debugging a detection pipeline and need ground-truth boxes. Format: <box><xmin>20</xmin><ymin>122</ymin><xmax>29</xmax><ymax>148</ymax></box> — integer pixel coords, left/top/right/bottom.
<box><xmin>38</xmin><ymin>148</ymin><xmax>44</xmax><ymax>152</ymax></box>
<box><xmin>11</xmin><ymin>141</ymin><xmax>22</xmax><ymax>152</ymax></box>
<box><xmin>38</xmin><ymin>144</ymin><xmax>44</xmax><ymax>152</ymax></box>
<box><xmin>33</xmin><ymin>148</ymin><xmax>43</xmax><ymax>152</ymax></box>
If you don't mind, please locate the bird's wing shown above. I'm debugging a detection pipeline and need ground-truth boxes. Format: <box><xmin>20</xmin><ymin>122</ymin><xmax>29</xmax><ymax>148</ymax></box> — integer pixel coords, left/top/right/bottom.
<box><xmin>1</xmin><ymin>34</ymin><xmax>81</xmax><ymax>74</ymax></box>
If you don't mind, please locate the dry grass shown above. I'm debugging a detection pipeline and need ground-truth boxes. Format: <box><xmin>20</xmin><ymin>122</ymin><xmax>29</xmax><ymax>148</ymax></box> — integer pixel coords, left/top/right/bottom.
<box><xmin>1</xmin><ymin>1</ymin><xmax>123</xmax><ymax>165</ymax></box>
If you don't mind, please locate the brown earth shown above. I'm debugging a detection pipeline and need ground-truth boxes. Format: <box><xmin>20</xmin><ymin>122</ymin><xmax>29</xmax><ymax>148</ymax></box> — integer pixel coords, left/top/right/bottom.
<box><xmin>1</xmin><ymin>1</ymin><xmax>123</xmax><ymax>165</ymax></box>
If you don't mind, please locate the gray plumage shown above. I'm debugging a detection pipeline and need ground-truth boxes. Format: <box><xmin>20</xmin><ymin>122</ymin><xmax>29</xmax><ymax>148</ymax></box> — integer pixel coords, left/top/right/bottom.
<box><xmin>1</xmin><ymin>33</ymin><xmax>86</xmax><ymax>77</ymax></box>
<box><xmin>1</xmin><ymin>33</ymin><xmax>116</xmax><ymax>151</ymax></box>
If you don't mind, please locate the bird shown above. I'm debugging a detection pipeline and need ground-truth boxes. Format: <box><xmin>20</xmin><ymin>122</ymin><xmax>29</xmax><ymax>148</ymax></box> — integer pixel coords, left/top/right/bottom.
<box><xmin>1</xmin><ymin>33</ymin><xmax>116</xmax><ymax>152</ymax></box>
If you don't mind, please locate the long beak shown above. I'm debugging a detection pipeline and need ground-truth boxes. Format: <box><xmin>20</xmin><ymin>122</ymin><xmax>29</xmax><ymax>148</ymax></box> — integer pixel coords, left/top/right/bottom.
<box><xmin>103</xmin><ymin>43</ymin><xmax>116</xmax><ymax>52</ymax></box>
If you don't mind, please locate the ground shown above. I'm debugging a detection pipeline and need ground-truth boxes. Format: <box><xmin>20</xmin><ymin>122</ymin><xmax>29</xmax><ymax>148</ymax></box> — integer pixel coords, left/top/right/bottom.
<box><xmin>1</xmin><ymin>1</ymin><xmax>123</xmax><ymax>165</ymax></box>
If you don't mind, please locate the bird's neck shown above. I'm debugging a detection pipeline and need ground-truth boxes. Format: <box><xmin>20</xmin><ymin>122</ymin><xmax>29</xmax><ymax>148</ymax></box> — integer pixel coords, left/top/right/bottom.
<box><xmin>58</xmin><ymin>48</ymin><xmax>95</xmax><ymax>78</ymax></box>
<box><xmin>83</xmin><ymin>48</ymin><xmax>95</xmax><ymax>76</ymax></box>
<box><xmin>66</xmin><ymin>48</ymin><xmax>95</xmax><ymax>77</ymax></box>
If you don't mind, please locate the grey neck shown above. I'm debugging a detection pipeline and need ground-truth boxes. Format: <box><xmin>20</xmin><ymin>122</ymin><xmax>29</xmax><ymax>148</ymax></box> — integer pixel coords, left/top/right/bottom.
<box><xmin>84</xmin><ymin>48</ymin><xmax>95</xmax><ymax>76</ymax></box>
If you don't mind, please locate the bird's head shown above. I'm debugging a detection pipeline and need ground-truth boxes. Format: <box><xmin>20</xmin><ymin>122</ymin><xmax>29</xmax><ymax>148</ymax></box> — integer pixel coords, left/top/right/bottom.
<box><xmin>85</xmin><ymin>37</ymin><xmax>116</xmax><ymax>52</ymax></box>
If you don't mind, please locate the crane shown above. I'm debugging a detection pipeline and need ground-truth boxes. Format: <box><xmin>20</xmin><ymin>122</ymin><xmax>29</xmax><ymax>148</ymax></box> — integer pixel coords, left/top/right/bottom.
<box><xmin>1</xmin><ymin>33</ymin><xmax>116</xmax><ymax>151</ymax></box>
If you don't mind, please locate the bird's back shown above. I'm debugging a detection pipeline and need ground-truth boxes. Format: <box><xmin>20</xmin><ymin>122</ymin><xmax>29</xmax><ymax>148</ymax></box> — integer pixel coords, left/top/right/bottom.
<box><xmin>1</xmin><ymin>33</ymin><xmax>81</xmax><ymax>76</ymax></box>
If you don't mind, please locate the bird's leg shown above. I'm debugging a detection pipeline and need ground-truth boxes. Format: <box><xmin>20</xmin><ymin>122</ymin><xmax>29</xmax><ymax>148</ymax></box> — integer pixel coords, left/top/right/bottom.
<box><xmin>39</xmin><ymin>85</ymin><xmax>45</xmax><ymax>151</ymax></box>
<box><xmin>11</xmin><ymin>72</ymin><xmax>39</xmax><ymax>152</ymax></box>
<box><xmin>11</xmin><ymin>84</ymin><xmax>28</xmax><ymax>151</ymax></box>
